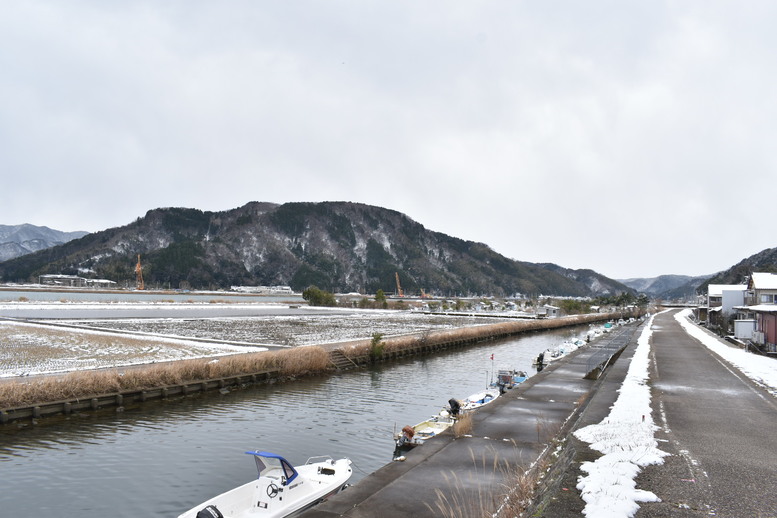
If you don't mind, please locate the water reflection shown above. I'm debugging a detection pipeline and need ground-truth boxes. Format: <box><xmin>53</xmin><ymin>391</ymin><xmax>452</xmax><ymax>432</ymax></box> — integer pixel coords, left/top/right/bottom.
<box><xmin>0</xmin><ymin>325</ymin><xmax>591</xmax><ymax>517</ymax></box>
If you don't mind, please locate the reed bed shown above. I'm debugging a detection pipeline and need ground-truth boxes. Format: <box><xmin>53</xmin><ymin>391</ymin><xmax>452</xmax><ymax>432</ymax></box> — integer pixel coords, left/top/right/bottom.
<box><xmin>0</xmin><ymin>346</ymin><xmax>330</xmax><ymax>409</ymax></box>
<box><xmin>343</xmin><ymin>311</ymin><xmax>631</xmax><ymax>361</ymax></box>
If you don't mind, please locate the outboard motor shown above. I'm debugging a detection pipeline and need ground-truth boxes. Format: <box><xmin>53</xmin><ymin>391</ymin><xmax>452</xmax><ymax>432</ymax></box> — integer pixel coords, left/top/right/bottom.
<box><xmin>197</xmin><ymin>506</ymin><xmax>223</xmax><ymax>518</ymax></box>
<box><xmin>394</xmin><ymin>425</ymin><xmax>416</xmax><ymax>459</ymax></box>
<box><xmin>395</xmin><ymin>425</ymin><xmax>415</xmax><ymax>447</ymax></box>
<box><xmin>448</xmin><ymin>398</ymin><xmax>461</xmax><ymax>417</ymax></box>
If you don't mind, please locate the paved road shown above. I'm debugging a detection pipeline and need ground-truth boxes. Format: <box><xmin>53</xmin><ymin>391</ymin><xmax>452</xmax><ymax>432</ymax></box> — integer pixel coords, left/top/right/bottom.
<box><xmin>637</xmin><ymin>310</ymin><xmax>777</xmax><ymax>517</ymax></box>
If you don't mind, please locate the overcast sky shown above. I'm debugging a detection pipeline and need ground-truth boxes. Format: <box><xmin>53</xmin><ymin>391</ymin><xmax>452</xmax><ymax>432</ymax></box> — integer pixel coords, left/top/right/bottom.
<box><xmin>2</xmin><ymin>2</ymin><xmax>775</xmax><ymax>280</ymax></box>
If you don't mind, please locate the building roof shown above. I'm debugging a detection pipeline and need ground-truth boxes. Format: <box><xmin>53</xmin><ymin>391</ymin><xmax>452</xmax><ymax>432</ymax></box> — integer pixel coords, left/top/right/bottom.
<box><xmin>707</xmin><ymin>284</ymin><xmax>747</xmax><ymax>297</ymax></box>
<box><xmin>750</xmin><ymin>272</ymin><xmax>777</xmax><ymax>290</ymax></box>
<box><xmin>748</xmin><ymin>304</ymin><xmax>777</xmax><ymax>313</ymax></box>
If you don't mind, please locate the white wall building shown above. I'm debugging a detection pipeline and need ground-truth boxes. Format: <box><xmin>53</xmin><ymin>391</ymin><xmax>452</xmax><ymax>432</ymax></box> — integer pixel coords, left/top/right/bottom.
<box><xmin>707</xmin><ymin>284</ymin><xmax>747</xmax><ymax>314</ymax></box>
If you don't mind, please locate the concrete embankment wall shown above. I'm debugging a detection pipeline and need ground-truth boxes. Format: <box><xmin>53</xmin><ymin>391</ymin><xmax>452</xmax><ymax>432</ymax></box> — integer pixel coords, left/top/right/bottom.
<box><xmin>0</xmin><ymin>310</ymin><xmax>639</xmax><ymax>424</ymax></box>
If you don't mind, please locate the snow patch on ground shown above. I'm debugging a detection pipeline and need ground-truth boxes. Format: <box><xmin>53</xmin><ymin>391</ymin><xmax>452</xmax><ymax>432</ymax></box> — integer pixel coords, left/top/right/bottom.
<box><xmin>574</xmin><ymin>313</ymin><xmax>669</xmax><ymax>517</ymax></box>
<box><xmin>675</xmin><ymin>308</ymin><xmax>777</xmax><ymax>397</ymax></box>
<box><xmin>0</xmin><ymin>320</ymin><xmax>265</xmax><ymax>378</ymax></box>
<box><xmin>0</xmin><ymin>308</ymin><xmax>507</xmax><ymax>378</ymax></box>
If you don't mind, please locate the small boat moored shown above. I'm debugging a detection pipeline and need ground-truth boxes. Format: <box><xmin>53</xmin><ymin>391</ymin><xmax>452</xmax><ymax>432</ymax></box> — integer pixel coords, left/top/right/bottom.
<box><xmin>492</xmin><ymin>369</ymin><xmax>528</xmax><ymax>391</ymax></box>
<box><xmin>177</xmin><ymin>451</ymin><xmax>352</xmax><ymax>518</ymax></box>
<box><xmin>393</xmin><ymin>398</ymin><xmax>462</xmax><ymax>459</ymax></box>
<box><xmin>393</xmin><ymin>386</ymin><xmax>502</xmax><ymax>460</ymax></box>
<box><xmin>460</xmin><ymin>387</ymin><xmax>500</xmax><ymax>411</ymax></box>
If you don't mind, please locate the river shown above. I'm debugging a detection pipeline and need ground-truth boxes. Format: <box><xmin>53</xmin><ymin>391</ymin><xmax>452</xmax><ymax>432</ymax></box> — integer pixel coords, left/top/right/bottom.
<box><xmin>0</xmin><ymin>324</ymin><xmax>591</xmax><ymax>517</ymax></box>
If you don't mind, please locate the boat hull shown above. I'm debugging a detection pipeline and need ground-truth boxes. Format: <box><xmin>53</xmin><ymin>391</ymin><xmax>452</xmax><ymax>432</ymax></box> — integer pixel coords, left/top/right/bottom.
<box><xmin>178</xmin><ymin>458</ymin><xmax>352</xmax><ymax>518</ymax></box>
<box><xmin>461</xmin><ymin>388</ymin><xmax>500</xmax><ymax>411</ymax></box>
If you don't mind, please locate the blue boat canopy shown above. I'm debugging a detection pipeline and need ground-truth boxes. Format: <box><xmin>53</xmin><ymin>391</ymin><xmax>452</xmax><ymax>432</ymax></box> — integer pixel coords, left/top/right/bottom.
<box><xmin>245</xmin><ymin>451</ymin><xmax>299</xmax><ymax>485</ymax></box>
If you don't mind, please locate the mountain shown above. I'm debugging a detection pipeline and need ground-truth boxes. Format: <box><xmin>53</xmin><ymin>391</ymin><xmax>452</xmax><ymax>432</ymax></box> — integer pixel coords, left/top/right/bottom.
<box><xmin>699</xmin><ymin>247</ymin><xmax>777</xmax><ymax>292</ymax></box>
<box><xmin>0</xmin><ymin>224</ymin><xmax>89</xmax><ymax>262</ymax></box>
<box><xmin>619</xmin><ymin>274</ymin><xmax>714</xmax><ymax>300</ymax></box>
<box><xmin>539</xmin><ymin>263</ymin><xmax>635</xmax><ymax>297</ymax></box>
<box><xmin>0</xmin><ymin>202</ymin><xmax>634</xmax><ymax>297</ymax></box>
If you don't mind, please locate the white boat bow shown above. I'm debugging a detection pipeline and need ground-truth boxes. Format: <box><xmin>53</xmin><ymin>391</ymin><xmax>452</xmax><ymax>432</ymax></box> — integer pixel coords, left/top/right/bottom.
<box><xmin>178</xmin><ymin>451</ymin><xmax>352</xmax><ymax>518</ymax></box>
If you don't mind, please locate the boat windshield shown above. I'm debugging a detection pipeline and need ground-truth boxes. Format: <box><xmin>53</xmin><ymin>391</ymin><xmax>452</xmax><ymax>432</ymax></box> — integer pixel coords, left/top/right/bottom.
<box><xmin>246</xmin><ymin>451</ymin><xmax>298</xmax><ymax>485</ymax></box>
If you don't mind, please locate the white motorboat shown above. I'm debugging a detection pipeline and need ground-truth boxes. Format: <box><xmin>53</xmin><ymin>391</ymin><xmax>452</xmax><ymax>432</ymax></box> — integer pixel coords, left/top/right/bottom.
<box><xmin>460</xmin><ymin>387</ymin><xmax>500</xmax><ymax>411</ymax></box>
<box><xmin>178</xmin><ymin>451</ymin><xmax>352</xmax><ymax>518</ymax></box>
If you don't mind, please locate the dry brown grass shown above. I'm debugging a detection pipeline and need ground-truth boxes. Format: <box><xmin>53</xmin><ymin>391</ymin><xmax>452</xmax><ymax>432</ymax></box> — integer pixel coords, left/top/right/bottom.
<box><xmin>340</xmin><ymin>311</ymin><xmax>627</xmax><ymax>362</ymax></box>
<box><xmin>453</xmin><ymin>412</ymin><xmax>473</xmax><ymax>437</ymax></box>
<box><xmin>495</xmin><ymin>457</ymin><xmax>548</xmax><ymax>517</ymax></box>
<box><xmin>275</xmin><ymin>346</ymin><xmax>330</xmax><ymax>375</ymax></box>
<box><xmin>428</xmin><ymin>447</ymin><xmax>543</xmax><ymax>518</ymax></box>
<box><xmin>429</xmin><ymin>472</ymin><xmax>497</xmax><ymax>518</ymax></box>
<box><xmin>0</xmin><ymin>346</ymin><xmax>331</xmax><ymax>409</ymax></box>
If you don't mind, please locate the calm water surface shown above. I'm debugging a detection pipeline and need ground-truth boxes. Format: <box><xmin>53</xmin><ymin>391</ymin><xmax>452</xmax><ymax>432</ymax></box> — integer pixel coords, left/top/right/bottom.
<box><xmin>0</xmin><ymin>325</ymin><xmax>592</xmax><ymax>517</ymax></box>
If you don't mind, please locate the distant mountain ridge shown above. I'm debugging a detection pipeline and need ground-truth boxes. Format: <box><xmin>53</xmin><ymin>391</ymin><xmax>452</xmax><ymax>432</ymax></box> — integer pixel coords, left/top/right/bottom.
<box><xmin>539</xmin><ymin>263</ymin><xmax>636</xmax><ymax>299</ymax></box>
<box><xmin>699</xmin><ymin>247</ymin><xmax>777</xmax><ymax>292</ymax></box>
<box><xmin>620</xmin><ymin>244</ymin><xmax>777</xmax><ymax>299</ymax></box>
<box><xmin>0</xmin><ymin>224</ymin><xmax>88</xmax><ymax>262</ymax></box>
<box><xmin>0</xmin><ymin>202</ymin><xmax>634</xmax><ymax>297</ymax></box>
<box><xmin>618</xmin><ymin>274</ymin><xmax>714</xmax><ymax>300</ymax></box>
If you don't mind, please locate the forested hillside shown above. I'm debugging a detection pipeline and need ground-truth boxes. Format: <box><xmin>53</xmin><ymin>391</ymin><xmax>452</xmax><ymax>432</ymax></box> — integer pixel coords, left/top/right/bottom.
<box><xmin>0</xmin><ymin>202</ymin><xmax>633</xmax><ymax>297</ymax></box>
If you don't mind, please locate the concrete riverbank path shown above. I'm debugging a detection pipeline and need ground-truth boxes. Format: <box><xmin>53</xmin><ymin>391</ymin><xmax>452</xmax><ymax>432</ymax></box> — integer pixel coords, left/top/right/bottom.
<box><xmin>301</xmin><ymin>324</ymin><xmax>642</xmax><ymax>517</ymax></box>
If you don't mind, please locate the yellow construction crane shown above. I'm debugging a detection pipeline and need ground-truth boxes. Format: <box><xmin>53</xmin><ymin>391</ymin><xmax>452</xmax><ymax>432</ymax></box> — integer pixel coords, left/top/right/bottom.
<box><xmin>135</xmin><ymin>254</ymin><xmax>145</xmax><ymax>290</ymax></box>
<box><xmin>395</xmin><ymin>272</ymin><xmax>404</xmax><ymax>297</ymax></box>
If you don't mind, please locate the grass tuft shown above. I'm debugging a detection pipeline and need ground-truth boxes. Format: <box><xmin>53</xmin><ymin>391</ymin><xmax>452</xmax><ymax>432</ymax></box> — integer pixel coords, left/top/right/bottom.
<box><xmin>453</xmin><ymin>412</ymin><xmax>473</xmax><ymax>437</ymax></box>
<box><xmin>428</xmin><ymin>447</ymin><xmax>546</xmax><ymax>518</ymax></box>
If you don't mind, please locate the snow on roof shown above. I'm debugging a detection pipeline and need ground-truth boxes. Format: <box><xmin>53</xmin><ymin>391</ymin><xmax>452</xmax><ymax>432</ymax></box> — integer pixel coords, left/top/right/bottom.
<box><xmin>707</xmin><ymin>284</ymin><xmax>747</xmax><ymax>297</ymax></box>
<box><xmin>750</xmin><ymin>272</ymin><xmax>777</xmax><ymax>290</ymax></box>
<box><xmin>747</xmin><ymin>304</ymin><xmax>777</xmax><ymax>313</ymax></box>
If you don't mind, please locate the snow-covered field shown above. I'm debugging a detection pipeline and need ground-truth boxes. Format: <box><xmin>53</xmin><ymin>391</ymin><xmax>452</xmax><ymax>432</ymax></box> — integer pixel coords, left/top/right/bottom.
<box><xmin>0</xmin><ymin>308</ymin><xmax>498</xmax><ymax>378</ymax></box>
<box><xmin>76</xmin><ymin>311</ymin><xmax>495</xmax><ymax>347</ymax></box>
<box><xmin>0</xmin><ymin>320</ymin><xmax>261</xmax><ymax>378</ymax></box>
